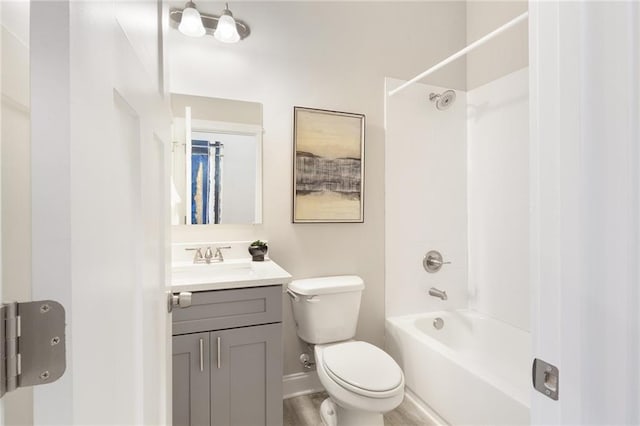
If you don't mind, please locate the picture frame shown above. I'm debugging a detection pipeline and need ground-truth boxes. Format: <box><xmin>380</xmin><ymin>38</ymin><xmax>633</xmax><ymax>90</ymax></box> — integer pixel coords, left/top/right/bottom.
<box><xmin>292</xmin><ymin>106</ymin><xmax>365</xmax><ymax>223</ymax></box>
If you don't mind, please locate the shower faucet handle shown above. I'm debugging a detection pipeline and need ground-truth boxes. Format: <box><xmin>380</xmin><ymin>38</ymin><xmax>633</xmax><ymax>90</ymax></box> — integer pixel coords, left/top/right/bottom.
<box><xmin>428</xmin><ymin>257</ymin><xmax>450</xmax><ymax>266</ymax></box>
<box><xmin>423</xmin><ymin>250</ymin><xmax>450</xmax><ymax>273</ymax></box>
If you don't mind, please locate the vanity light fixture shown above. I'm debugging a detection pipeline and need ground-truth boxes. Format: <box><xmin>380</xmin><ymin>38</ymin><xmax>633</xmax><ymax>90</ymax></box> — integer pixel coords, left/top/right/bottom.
<box><xmin>177</xmin><ymin>1</ymin><xmax>206</xmax><ymax>38</ymax></box>
<box><xmin>170</xmin><ymin>2</ymin><xmax>250</xmax><ymax>43</ymax></box>
<box><xmin>214</xmin><ymin>4</ymin><xmax>240</xmax><ymax>43</ymax></box>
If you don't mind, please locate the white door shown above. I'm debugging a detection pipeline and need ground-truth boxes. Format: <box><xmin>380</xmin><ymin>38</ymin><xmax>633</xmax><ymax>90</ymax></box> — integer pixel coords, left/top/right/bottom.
<box><xmin>530</xmin><ymin>1</ymin><xmax>640</xmax><ymax>423</ymax></box>
<box><xmin>1</xmin><ymin>1</ymin><xmax>171</xmax><ymax>424</ymax></box>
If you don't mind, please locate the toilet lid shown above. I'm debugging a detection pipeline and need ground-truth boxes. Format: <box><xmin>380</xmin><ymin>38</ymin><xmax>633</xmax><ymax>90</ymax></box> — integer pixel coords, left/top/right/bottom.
<box><xmin>322</xmin><ymin>341</ymin><xmax>403</xmax><ymax>393</ymax></box>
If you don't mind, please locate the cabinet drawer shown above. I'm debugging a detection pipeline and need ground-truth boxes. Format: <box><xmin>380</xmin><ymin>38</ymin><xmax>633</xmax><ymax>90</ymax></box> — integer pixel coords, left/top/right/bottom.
<box><xmin>172</xmin><ymin>285</ymin><xmax>282</xmax><ymax>335</ymax></box>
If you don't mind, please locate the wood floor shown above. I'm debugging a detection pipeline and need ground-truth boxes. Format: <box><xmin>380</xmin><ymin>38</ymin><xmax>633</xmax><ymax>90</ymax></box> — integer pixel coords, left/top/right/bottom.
<box><xmin>283</xmin><ymin>392</ymin><xmax>436</xmax><ymax>426</ymax></box>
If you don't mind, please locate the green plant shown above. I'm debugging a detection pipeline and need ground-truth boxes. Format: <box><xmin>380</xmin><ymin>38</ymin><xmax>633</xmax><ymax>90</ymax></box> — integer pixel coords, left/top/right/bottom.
<box><xmin>250</xmin><ymin>240</ymin><xmax>267</xmax><ymax>248</ymax></box>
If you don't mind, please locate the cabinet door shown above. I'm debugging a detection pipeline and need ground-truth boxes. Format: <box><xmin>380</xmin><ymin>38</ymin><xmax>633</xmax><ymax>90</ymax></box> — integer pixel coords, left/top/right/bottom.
<box><xmin>173</xmin><ymin>333</ymin><xmax>210</xmax><ymax>426</ymax></box>
<box><xmin>211</xmin><ymin>323</ymin><xmax>283</xmax><ymax>426</ymax></box>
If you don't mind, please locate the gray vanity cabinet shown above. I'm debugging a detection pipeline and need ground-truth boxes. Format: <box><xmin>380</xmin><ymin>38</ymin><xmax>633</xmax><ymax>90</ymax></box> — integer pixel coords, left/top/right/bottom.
<box><xmin>211</xmin><ymin>323</ymin><xmax>282</xmax><ymax>426</ymax></box>
<box><xmin>173</xmin><ymin>332</ymin><xmax>211</xmax><ymax>426</ymax></box>
<box><xmin>172</xmin><ymin>285</ymin><xmax>283</xmax><ymax>426</ymax></box>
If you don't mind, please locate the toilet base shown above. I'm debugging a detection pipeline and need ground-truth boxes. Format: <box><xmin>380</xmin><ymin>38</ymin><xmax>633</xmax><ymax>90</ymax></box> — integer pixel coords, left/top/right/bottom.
<box><xmin>320</xmin><ymin>398</ymin><xmax>384</xmax><ymax>426</ymax></box>
<box><xmin>320</xmin><ymin>398</ymin><xmax>338</xmax><ymax>426</ymax></box>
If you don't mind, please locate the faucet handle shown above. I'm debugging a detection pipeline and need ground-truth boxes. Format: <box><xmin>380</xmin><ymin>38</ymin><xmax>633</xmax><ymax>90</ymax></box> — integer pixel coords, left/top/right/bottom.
<box><xmin>213</xmin><ymin>246</ymin><xmax>232</xmax><ymax>261</ymax></box>
<box><xmin>423</xmin><ymin>250</ymin><xmax>450</xmax><ymax>273</ymax></box>
<box><xmin>428</xmin><ymin>257</ymin><xmax>451</xmax><ymax>267</ymax></box>
<box><xmin>185</xmin><ymin>247</ymin><xmax>204</xmax><ymax>263</ymax></box>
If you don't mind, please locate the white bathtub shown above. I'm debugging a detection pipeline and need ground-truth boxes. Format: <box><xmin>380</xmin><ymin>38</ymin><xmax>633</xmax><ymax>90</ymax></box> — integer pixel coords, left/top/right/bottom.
<box><xmin>386</xmin><ymin>310</ymin><xmax>530</xmax><ymax>425</ymax></box>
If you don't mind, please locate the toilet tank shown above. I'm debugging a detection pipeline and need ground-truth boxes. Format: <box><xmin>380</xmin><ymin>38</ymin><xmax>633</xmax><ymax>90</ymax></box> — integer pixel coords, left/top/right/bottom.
<box><xmin>287</xmin><ymin>275</ymin><xmax>364</xmax><ymax>344</ymax></box>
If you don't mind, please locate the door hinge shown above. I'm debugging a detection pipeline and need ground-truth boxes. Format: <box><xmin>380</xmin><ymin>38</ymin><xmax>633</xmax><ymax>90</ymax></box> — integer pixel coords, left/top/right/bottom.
<box><xmin>0</xmin><ymin>300</ymin><xmax>66</xmax><ymax>399</ymax></box>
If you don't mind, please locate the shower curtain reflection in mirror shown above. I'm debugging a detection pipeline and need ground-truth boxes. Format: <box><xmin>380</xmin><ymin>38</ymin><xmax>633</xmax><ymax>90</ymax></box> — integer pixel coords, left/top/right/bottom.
<box><xmin>191</xmin><ymin>140</ymin><xmax>223</xmax><ymax>224</ymax></box>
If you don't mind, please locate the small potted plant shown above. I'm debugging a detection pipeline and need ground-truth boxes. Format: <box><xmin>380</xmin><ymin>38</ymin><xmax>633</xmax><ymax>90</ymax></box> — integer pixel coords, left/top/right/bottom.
<box><xmin>248</xmin><ymin>240</ymin><xmax>268</xmax><ymax>261</ymax></box>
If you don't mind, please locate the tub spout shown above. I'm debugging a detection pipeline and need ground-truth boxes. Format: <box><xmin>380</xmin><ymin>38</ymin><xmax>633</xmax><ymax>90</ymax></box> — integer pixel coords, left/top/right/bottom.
<box><xmin>428</xmin><ymin>287</ymin><xmax>447</xmax><ymax>300</ymax></box>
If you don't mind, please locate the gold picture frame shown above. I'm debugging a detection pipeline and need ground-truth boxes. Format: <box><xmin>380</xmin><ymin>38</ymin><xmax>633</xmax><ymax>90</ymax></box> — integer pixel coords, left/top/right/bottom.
<box><xmin>293</xmin><ymin>107</ymin><xmax>365</xmax><ymax>223</ymax></box>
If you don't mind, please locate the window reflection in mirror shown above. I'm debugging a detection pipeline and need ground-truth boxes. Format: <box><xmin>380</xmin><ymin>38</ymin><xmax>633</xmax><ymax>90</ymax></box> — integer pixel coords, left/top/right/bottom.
<box><xmin>170</xmin><ymin>94</ymin><xmax>263</xmax><ymax>225</ymax></box>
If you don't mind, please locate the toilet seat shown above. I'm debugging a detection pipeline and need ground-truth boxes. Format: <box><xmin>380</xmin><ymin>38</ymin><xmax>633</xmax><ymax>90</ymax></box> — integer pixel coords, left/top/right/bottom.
<box><xmin>321</xmin><ymin>341</ymin><xmax>404</xmax><ymax>399</ymax></box>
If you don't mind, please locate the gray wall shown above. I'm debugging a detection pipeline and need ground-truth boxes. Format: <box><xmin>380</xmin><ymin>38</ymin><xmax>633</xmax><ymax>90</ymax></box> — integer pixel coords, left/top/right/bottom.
<box><xmin>168</xmin><ymin>1</ymin><xmax>467</xmax><ymax>375</ymax></box>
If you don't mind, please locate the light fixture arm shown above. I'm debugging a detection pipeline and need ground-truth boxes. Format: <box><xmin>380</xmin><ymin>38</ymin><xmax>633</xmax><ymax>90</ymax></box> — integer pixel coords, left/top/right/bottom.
<box><xmin>169</xmin><ymin>8</ymin><xmax>251</xmax><ymax>40</ymax></box>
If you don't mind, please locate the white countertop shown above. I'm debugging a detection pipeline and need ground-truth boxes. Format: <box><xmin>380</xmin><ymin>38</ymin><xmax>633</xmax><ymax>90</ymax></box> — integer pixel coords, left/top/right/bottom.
<box><xmin>171</xmin><ymin>258</ymin><xmax>292</xmax><ymax>293</ymax></box>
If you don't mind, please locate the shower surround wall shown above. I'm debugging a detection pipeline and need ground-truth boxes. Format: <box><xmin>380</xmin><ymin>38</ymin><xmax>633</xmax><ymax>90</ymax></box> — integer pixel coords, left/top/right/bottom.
<box><xmin>385</xmin><ymin>79</ymin><xmax>468</xmax><ymax>317</ymax></box>
<box><xmin>384</xmin><ymin>69</ymin><xmax>529</xmax><ymax>327</ymax></box>
<box><xmin>384</xmin><ymin>69</ymin><xmax>530</xmax><ymax>425</ymax></box>
<box><xmin>467</xmin><ymin>67</ymin><xmax>529</xmax><ymax>331</ymax></box>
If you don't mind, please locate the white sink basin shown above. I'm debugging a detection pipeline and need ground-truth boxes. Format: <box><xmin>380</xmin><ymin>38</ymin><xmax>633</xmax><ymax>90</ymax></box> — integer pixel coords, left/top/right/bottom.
<box><xmin>173</xmin><ymin>259</ymin><xmax>252</xmax><ymax>272</ymax></box>
<box><xmin>173</xmin><ymin>260</ymin><xmax>253</xmax><ymax>281</ymax></box>
<box><xmin>171</xmin><ymin>258</ymin><xmax>292</xmax><ymax>292</ymax></box>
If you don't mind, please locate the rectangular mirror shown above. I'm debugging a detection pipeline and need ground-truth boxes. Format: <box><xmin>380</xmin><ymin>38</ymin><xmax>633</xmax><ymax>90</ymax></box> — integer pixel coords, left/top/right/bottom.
<box><xmin>171</xmin><ymin>94</ymin><xmax>263</xmax><ymax>225</ymax></box>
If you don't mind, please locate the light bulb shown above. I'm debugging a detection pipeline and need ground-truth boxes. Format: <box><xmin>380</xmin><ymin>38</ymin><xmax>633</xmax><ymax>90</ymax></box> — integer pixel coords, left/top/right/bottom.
<box><xmin>178</xmin><ymin>3</ymin><xmax>205</xmax><ymax>38</ymax></box>
<box><xmin>214</xmin><ymin>11</ymin><xmax>240</xmax><ymax>43</ymax></box>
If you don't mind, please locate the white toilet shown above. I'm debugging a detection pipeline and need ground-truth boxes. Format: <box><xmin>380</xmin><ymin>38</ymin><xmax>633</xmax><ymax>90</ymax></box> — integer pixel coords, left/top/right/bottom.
<box><xmin>288</xmin><ymin>276</ymin><xmax>405</xmax><ymax>426</ymax></box>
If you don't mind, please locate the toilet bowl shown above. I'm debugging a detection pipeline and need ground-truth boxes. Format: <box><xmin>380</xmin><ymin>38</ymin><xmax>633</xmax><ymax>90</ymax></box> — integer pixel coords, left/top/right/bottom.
<box><xmin>287</xmin><ymin>276</ymin><xmax>405</xmax><ymax>426</ymax></box>
<box><xmin>314</xmin><ymin>341</ymin><xmax>404</xmax><ymax>426</ymax></box>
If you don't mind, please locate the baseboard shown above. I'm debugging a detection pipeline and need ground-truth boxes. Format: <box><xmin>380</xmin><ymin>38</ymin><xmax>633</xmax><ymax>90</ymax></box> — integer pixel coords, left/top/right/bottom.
<box><xmin>404</xmin><ymin>388</ymin><xmax>449</xmax><ymax>426</ymax></box>
<box><xmin>282</xmin><ymin>371</ymin><xmax>324</xmax><ymax>399</ymax></box>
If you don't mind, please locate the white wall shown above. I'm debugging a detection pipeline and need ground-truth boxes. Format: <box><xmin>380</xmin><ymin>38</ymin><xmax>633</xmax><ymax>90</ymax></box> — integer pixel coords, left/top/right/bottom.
<box><xmin>171</xmin><ymin>94</ymin><xmax>262</xmax><ymax>125</ymax></box>
<box><xmin>466</xmin><ymin>0</ymin><xmax>528</xmax><ymax>90</ymax></box>
<box><xmin>1</xmin><ymin>0</ymin><xmax>30</xmax><ymax>315</ymax></box>
<box><xmin>385</xmin><ymin>79</ymin><xmax>468</xmax><ymax>317</ymax></box>
<box><xmin>385</xmin><ymin>0</ymin><xmax>530</xmax><ymax>327</ymax></box>
<box><xmin>168</xmin><ymin>1</ymin><xmax>468</xmax><ymax>375</ymax></box>
<box><xmin>467</xmin><ymin>67</ymin><xmax>529</xmax><ymax>331</ymax></box>
<box><xmin>465</xmin><ymin>2</ymin><xmax>530</xmax><ymax>331</ymax></box>
<box><xmin>1</xmin><ymin>1</ymin><xmax>33</xmax><ymax>424</ymax></box>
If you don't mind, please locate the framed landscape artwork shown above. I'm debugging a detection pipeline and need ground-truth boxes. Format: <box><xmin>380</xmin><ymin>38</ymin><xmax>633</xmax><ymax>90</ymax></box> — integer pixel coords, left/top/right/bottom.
<box><xmin>293</xmin><ymin>107</ymin><xmax>365</xmax><ymax>223</ymax></box>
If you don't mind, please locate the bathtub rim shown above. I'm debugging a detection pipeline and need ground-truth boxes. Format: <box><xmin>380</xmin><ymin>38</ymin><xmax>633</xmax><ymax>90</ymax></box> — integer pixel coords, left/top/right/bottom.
<box><xmin>385</xmin><ymin>309</ymin><xmax>531</xmax><ymax>408</ymax></box>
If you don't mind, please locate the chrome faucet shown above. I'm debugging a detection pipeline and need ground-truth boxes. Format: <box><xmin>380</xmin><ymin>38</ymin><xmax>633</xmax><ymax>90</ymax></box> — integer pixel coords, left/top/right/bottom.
<box><xmin>186</xmin><ymin>245</ymin><xmax>232</xmax><ymax>263</ymax></box>
<box><xmin>211</xmin><ymin>246</ymin><xmax>232</xmax><ymax>263</ymax></box>
<box><xmin>428</xmin><ymin>287</ymin><xmax>448</xmax><ymax>300</ymax></box>
<box><xmin>204</xmin><ymin>247</ymin><xmax>214</xmax><ymax>263</ymax></box>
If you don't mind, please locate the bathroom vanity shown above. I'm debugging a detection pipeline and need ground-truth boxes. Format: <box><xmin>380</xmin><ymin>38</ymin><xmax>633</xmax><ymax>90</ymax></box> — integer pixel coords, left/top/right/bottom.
<box><xmin>170</xmin><ymin>254</ymin><xmax>291</xmax><ymax>426</ymax></box>
<box><xmin>169</xmin><ymin>92</ymin><xmax>283</xmax><ymax>425</ymax></box>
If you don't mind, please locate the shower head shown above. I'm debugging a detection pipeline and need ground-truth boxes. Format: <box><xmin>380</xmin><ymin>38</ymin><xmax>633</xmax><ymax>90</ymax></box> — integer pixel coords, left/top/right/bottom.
<box><xmin>429</xmin><ymin>90</ymin><xmax>456</xmax><ymax>110</ymax></box>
